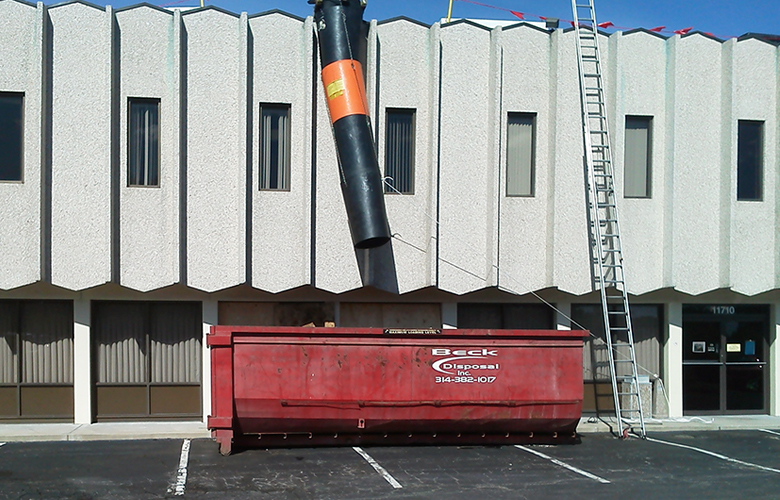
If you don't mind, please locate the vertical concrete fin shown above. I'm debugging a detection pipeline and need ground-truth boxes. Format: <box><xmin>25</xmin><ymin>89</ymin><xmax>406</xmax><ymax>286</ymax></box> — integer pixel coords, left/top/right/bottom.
<box><xmin>177</xmin><ymin>8</ymin><xmax>188</xmax><ymax>286</ymax></box>
<box><xmin>109</xmin><ymin>5</ymin><xmax>121</xmax><ymax>284</ymax></box>
<box><xmin>546</xmin><ymin>28</ymin><xmax>559</xmax><ymax>288</ymax></box>
<box><xmin>366</xmin><ymin>19</ymin><xmax>379</xmax><ymax>140</ymax></box>
<box><xmin>241</xmin><ymin>11</ymin><xmax>252</xmax><ymax>287</ymax></box>
<box><xmin>308</xmin><ymin>16</ymin><xmax>318</xmax><ymax>288</ymax></box>
<box><xmin>608</xmin><ymin>31</ymin><xmax>621</xmax><ymax>198</ymax></box>
<box><xmin>720</xmin><ymin>38</ymin><xmax>736</xmax><ymax>290</ymax></box>
<box><xmin>487</xmin><ymin>25</ymin><xmax>502</xmax><ymax>289</ymax></box>
<box><xmin>39</xmin><ymin>1</ymin><xmax>53</xmax><ymax>284</ymax></box>
<box><xmin>662</xmin><ymin>35</ymin><xmax>677</xmax><ymax>287</ymax></box>
<box><xmin>430</xmin><ymin>22</ymin><xmax>442</xmax><ymax>287</ymax></box>
<box><xmin>776</xmin><ymin>45</ymin><xmax>780</xmax><ymax>290</ymax></box>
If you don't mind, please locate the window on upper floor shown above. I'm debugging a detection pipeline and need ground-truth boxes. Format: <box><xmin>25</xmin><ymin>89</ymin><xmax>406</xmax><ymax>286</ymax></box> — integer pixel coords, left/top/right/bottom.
<box><xmin>624</xmin><ymin>116</ymin><xmax>652</xmax><ymax>198</ymax></box>
<box><xmin>0</xmin><ymin>93</ymin><xmax>24</xmax><ymax>182</ymax></box>
<box><xmin>259</xmin><ymin>103</ymin><xmax>291</xmax><ymax>191</ymax></box>
<box><xmin>506</xmin><ymin>112</ymin><xmax>536</xmax><ymax>197</ymax></box>
<box><xmin>128</xmin><ymin>98</ymin><xmax>160</xmax><ymax>187</ymax></box>
<box><xmin>384</xmin><ymin>108</ymin><xmax>415</xmax><ymax>194</ymax></box>
<box><xmin>737</xmin><ymin>120</ymin><xmax>763</xmax><ymax>201</ymax></box>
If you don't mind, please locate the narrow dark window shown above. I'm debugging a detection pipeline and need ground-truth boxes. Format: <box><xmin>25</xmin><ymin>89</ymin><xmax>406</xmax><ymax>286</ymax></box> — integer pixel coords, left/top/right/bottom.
<box><xmin>260</xmin><ymin>104</ymin><xmax>291</xmax><ymax>190</ymax></box>
<box><xmin>128</xmin><ymin>98</ymin><xmax>160</xmax><ymax>187</ymax></box>
<box><xmin>624</xmin><ymin>116</ymin><xmax>652</xmax><ymax>198</ymax></box>
<box><xmin>0</xmin><ymin>93</ymin><xmax>24</xmax><ymax>182</ymax></box>
<box><xmin>737</xmin><ymin>120</ymin><xmax>763</xmax><ymax>201</ymax></box>
<box><xmin>384</xmin><ymin>108</ymin><xmax>415</xmax><ymax>194</ymax></box>
<box><xmin>506</xmin><ymin>113</ymin><xmax>535</xmax><ymax>196</ymax></box>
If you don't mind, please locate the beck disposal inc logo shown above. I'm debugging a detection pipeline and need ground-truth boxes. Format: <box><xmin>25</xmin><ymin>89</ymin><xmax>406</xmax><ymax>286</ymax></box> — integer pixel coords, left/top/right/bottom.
<box><xmin>430</xmin><ymin>348</ymin><xmax>500</xmax><ymax>384</ymax></box>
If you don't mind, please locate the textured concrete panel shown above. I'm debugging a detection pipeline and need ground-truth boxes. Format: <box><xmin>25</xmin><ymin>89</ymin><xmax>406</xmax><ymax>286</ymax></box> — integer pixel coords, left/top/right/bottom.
<box><xmin>670</xmin><ymin>34</ymin><xmax>724</xmax><ymax>295</ymax></box>
<box><xmin>551</xmin><ymin>29</ymin><xmax>591</xmax><ymax>295</ymax></box>
<box><xmin>730</xmin><ymin>38</ymin><xmax>777</xmax><ymax>295</ymax></box>
<box><xmin>615</xmin><ymin>31</ymin><xmax>668</xmax><ymax>295</ymax></box>
<box><xmin>313</xmin><ymin>29</ymin><xmax>362</xmax><ymax>294</ymax></box>
<box><xmin>497</xmin><ymin>25</ymin><xmax>552</xmax><ymax>295</ymax></box>
<box><xmin>184</xmin><ymin>9</ymin><xmax>246</xmax><ymax>292</ymax></box>
<box><xmin>249</xmin><ymin>13</ymin><xmax>311</xmax><ymax>293</ymax></box>
<box><xmin>437</xmin><ymin>22</ymin><xmax>496</xmax><ymax>295</ymax></box>
<box><xmin>0</xmin><ymin>1</ymin><xmax>42</xmax><ymax>289</ymax></box>
<box><xmin>116</xmin><ymin>6</ymin><xmax>180</xmax><ymax>292</ymax></box>
<box><xmin>376</xmin><ymin>19</ymin><xmax>436</xmax><ymax>294</ymax></box>
<box><xmin>49</xmin><ymin>3</ymin><xmax>112</xmax><ymax>290</ymax></box>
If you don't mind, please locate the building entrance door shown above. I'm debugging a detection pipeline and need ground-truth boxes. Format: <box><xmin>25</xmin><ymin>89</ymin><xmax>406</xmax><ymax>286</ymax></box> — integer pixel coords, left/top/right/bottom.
<box><xmin>682</xmin><ymin>305</ymin><xmax>769</xmax><ymax>414</ymax></box>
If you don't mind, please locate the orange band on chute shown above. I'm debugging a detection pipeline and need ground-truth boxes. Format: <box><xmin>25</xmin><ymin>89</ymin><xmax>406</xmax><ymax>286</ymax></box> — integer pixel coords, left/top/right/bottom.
<box><xmin>321</xmin><ymin>59</ymin><xmax>368</xmax><ymax>123</ymax></box>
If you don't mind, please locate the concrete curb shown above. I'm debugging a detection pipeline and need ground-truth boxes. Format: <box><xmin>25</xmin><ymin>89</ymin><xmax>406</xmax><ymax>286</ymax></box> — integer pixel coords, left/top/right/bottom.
<box><xmin>577</xmin><ymin>415</ymin><xmax>780</xmax><ymax>434</ymax></box>
<box><xmin>2</xmin><ymin>416</ymin><xmax>780</xmax><ymax>443</ymax></box>
<box><xmin>0</xmin><ymin>422</ymin><xmax>210</xmax><ymax>443</ymax></box>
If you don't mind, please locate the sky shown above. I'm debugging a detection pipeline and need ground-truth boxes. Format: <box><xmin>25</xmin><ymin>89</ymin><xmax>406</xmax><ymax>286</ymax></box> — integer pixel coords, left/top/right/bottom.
<box><xmin>45</xmin><ymin>0</ymin><xmax>780</xmax><ymax>39</ymax></box>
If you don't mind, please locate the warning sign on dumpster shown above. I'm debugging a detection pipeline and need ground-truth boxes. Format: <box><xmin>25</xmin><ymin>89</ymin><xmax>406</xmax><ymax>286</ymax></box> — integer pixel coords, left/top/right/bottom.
<box><xmin>430</xmin><ymin>348</ymin><xmax>500</xmax><ymax>384</ymax></box>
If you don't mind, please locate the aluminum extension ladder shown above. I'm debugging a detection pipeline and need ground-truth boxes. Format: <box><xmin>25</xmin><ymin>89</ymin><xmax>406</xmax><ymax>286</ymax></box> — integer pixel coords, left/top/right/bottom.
<box><xmin>571</xmin><ymin>0</ymin><xmax>647</xmax><ymax>439</ymax></box>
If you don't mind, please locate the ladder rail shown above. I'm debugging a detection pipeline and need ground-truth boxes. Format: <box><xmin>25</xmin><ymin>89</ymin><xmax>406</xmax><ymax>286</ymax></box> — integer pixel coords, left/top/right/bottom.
<box><xmin>571</xmin><ymin>0</ymin><xmax>646</xmax><ymax>439</ymax></box>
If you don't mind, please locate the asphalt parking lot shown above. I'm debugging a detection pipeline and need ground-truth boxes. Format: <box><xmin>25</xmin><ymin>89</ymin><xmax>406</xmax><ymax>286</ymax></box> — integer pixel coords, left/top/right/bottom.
<box><xmin>2</xmin><ymin>430</ymin><xmax>780</xmax><ymax>499</ymax></box>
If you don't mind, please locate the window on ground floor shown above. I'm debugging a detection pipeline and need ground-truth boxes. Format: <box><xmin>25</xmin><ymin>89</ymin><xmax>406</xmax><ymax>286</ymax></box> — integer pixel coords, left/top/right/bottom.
<box><xmin>457</xmin><ymin>303</ymin><xmax>554</xmax><ymax>329</ymax></box>
<box><xmin>93</xmin><ymin>301</ymin><xmax>201</xmax><ymax>421</ymax></box>
<box><xmin>572</xmin><ymin>303</ymin><xmax>662</xmax><ymax>414</ymax></box>
<box><xmin>0</xmin><ymin>300</ymin><xmax>73</xmax><ymax>420</ymax></box>
<box><xmin>340</xmin><ymin>303</ymin><xmax>441</xmax><ymax>329</ymax></box>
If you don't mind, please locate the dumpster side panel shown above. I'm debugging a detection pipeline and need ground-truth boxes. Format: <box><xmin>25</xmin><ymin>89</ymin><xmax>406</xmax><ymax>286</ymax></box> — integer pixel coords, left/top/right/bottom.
<box><xmin>223</xmin><ymin>331</ymin><xmax>584</xmax><ymax>442</ymax></box>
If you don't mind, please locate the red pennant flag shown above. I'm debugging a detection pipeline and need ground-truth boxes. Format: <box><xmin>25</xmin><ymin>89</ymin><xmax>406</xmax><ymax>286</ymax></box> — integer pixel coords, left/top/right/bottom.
<box><xmin>704</xmin><ymin>32</ymin><xmax>715</xmax><ymax>37</ymax></box>
<box><xmin>510</xmin><ymin>11</ymin><xmax>524</xmax><ymax>20</ymax></box>
<box><xmin>674</xmin><ymin>27</ymin><xmax>693</xmax><ymax>35</ymax></box>
<box><xmin>539</xmin><ymin>16</ymin><xmax>547</xmax><ymax>20</ymax></box>
<box><xmin>598</xmin><ymin>22</ymin><xmax>614</xmax><ymax>28</ymax></box>
<box><xmin>649</xmin><ymin>26</ymin><xmax>665</xmax><ymax>32</ymax></box>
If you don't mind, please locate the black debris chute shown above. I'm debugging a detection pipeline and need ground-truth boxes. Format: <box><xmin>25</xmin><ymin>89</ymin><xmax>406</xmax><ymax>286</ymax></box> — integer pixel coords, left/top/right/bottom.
<box><xmin>311</xmin><ymin>0</ymin><xmax>391</xmax><ymax>249</ymax></box>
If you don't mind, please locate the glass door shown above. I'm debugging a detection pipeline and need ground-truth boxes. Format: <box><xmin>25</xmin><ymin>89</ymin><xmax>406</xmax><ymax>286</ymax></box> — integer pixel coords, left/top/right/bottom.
<box><xmin>682</xmin><ymin>305</ymin><xmax>769</xmax><ymax>414</ymax></box>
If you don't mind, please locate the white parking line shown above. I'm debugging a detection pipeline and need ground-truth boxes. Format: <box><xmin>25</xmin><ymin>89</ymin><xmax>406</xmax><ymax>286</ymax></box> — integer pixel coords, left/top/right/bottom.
<box><xmin>167</xmin><ymin>439</ymin><xmax>191</xmax><ymax>496</ymax></box>
<box><xmin>759</xmin><ymin>429</ymin><xmax>780</xmax><ymax>437</ymax></box>
<box><xmin>514</xmin><ymin>445</ymin><xmax>611</xmax><ymax>484</ymax></box>
<box><xmin>353</xmin><ymin>446</ymin><xmax>403</xmax><ymax>489</ymax></box>
<box><xmin>646</xmin><ymin>436</ymin><xmax>780</xmax><ymax>475</ymax></box>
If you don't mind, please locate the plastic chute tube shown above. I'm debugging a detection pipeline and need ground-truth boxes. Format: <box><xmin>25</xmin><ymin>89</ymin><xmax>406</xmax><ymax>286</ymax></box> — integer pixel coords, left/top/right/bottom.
<box><xmin>313</xmin><ymin>0</ymin><xmax>391</xmax><ymax>249</ymax></box>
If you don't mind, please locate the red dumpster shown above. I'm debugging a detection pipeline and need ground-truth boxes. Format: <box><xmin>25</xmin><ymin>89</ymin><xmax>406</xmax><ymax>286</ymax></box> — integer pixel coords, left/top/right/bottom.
<box><xmin>208</xmin><ymin>326</ymin><xmax>587</xmax><ymax>454</ymax></box>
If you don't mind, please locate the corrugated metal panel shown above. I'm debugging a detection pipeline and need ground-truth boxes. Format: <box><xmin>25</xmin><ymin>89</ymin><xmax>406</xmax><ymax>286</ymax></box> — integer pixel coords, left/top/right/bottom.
<box><xmin>150</xmin><ymin>302</ymin><xmax>201</xmax><ymax>384</ymax></box>
<box><xmin>21</xmin><ymin>301</ymin><xmax>73</xmax><ymax>384</ymax></box>
<box><xmin>95</xmin><ymin>302</ymin><xmax>147</xmax><ymax>384</ymax></box>
<box><xmin>0</xmin><ymin>301</ymin><xmax>19</xmax><ymax>384</ymax></box>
